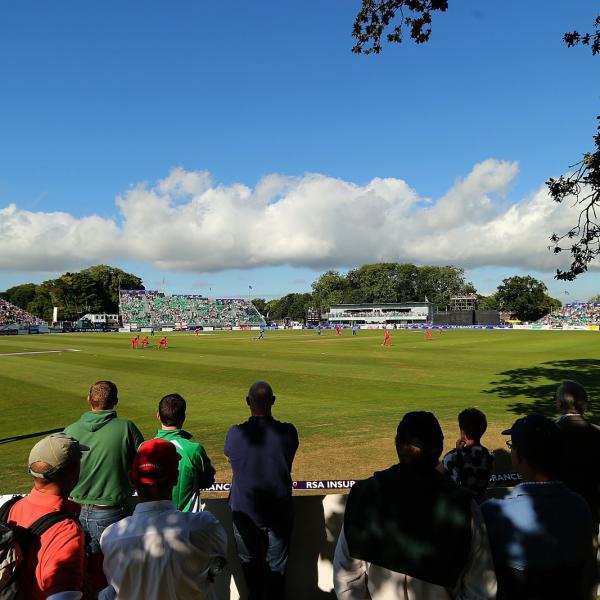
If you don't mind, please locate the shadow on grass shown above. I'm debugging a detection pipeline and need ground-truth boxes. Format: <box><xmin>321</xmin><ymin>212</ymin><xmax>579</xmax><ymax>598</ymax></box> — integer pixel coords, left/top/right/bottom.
<box><xmin>483</xmin><ymin>359</ymin><xmax>600</xmax><ymax>423</ymax></box>
<box><xmin>0</xmin><ymin>427</ymin><xmax>64</xmax><ymax>445</ymax></box>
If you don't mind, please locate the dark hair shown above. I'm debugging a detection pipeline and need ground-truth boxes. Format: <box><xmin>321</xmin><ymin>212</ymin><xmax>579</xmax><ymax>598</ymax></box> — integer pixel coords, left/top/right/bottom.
<box><xmin>458</xmin><ymin>408</ymin><xmax>487</xmax><ymax>441</ymax></box>
<box><xmin>158</xmin><ymin>394</ymin><xmax>186</xmax><ymax>427</ymax></box>
<box><xmin>247</xmin><ymin>381</ymin><xmax>274</xmax><ymax>406</ymax></box>
<box><xmin>556</xmin><ymin>380</ymin><xmax>588</xmax><ymax>414</ymax></box>
<box><xmin>89</xmin><ymin>381</ymin><xmax>118</xmax><ymax>410</ymax></box>
<box><xmin>510</xmin><ymin>415</ymin><xmax>562</xmax><ymax>477</ymax></box>
<box><xmin>395</xmin><ymin>411</ymin><xmax>443</xmax><ymax>468</ymax></box>
<box><xmin>514</xmin><ymin>438</ymin><xmax>561</xmax><ymax>478</ymax></box>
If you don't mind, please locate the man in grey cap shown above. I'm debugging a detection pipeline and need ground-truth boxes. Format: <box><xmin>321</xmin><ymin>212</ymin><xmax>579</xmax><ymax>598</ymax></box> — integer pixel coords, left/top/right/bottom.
<box><xmin>0</xmin><ymin>433</ymin><xmax>88</xmax><ymax>600</ymax></box>
<box><xmin>481</xmin><ymin>414</ymin><xmax>596</xmax><ymax>599</ymax></box>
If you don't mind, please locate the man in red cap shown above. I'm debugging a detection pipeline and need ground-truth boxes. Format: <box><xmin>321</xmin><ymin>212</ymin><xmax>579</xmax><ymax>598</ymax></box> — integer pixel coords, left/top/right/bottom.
<box><xmin>99</xmin><ymin>439</ymin><xmax>226</xmax><ymax>600</ymax></box>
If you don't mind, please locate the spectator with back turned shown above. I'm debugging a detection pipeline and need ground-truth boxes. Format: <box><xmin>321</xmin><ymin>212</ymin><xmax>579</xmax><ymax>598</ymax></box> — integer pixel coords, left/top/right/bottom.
<box><xmin>224</xmin><ymin>381</ymin><xmax>299</xmax><ymax>600</ymax></box>
<box><xmin>100</xmin><ymin>438</ymin><xmax>227</xmax><ymax>600</ymax></box>
<box><xmin>555</xmin><ymin>379</ymin><xmax>600</xmax><ymax>530</ymax></box>
<box><xmin>154</xmin><ymin>393</ymin><xmax>215</xmax><ymax>511</ymax></box>
<box><xmin>439</xmin><ymin>407</ymin><xmax>494</xmax><ymax>502</ymax></box>
<box><xmin>481</xmin><ymin>415</ymin><xmax>596</xmax><ymax>599</ymax></box>
<box><xmin>334</xmin><ymin>411</ymin><xmax>497</xmax><ymax>599</ymax></box>
<box><xmin>0</xmin><ymin>433</ymin><xmax>88</xmax><ymax>600</ymax></box>
<box><xmin>64</xmin><ymin>381</ymin><xmax>143</xmax><ymax>565</ymax></box>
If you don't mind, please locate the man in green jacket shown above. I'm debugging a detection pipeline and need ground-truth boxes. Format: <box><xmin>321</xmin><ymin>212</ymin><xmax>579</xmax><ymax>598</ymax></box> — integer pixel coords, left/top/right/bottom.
<box><xmin>154</xmin><ymin>393</ymin><xmax>216</xmax><ymax>511</ymax></box>
<box><xmin>64</xmin><ymin>380</ymin><xmax>144</xmax><ymax>558</ymax></box>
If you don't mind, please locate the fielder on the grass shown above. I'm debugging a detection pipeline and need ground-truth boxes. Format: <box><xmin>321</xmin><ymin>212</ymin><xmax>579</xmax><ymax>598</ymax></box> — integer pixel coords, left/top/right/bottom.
<box><xmin>382</xmin><ymin>328</ymin><xmax>391</xmax><ymax>347</ymax></box>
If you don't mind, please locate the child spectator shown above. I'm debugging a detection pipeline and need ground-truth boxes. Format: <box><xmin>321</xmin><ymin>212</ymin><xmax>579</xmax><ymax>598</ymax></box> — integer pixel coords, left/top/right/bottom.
<box><xmin>439</xmin><ymin>408</ymin><xmax>494</xmax><ymax>502</ymax></box>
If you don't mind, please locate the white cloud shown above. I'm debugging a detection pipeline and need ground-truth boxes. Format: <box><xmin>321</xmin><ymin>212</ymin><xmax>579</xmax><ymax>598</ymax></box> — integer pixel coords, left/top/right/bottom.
<box><xmin>0</xmin><ymin>161</ymin><xmax>590</xmax><ymax>274</ymax></box>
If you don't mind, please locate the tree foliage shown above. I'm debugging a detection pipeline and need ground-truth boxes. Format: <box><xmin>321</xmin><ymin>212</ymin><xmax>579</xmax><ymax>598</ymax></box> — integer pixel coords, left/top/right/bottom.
<box><xmin>1</xmin><ymin>283</ymin><xmax>38</xmax><ymax>310</ymax></box>
<box><xmin>311</xmin><ymin>263</ymin><xmax>474</xmax><ymax>310</ymax></box>
<box><xmin>477</xmin><ymin>293</ymin><xmax>499</xmax><ymax>311</ymax></box>
<box><xmin>250</xmin><ymin>298</ymin><xmax>267</xmax><ymax>315</ymax></box>
<box><xmin>548</xmin><ymin>16</ymin><xmax>600</xmax><ymax>280</ymax></box>
<box><xmin>251</xmin><ymin>263</ymin><xmax>476</xmax><ymax>323</ymax></box>
<box><xmin>1</xmin><ymin>265</ymin><xmax>144</xmax><ymax>322</ymax></box>
<box><xmin>352</xmin><ymin>3</ymin><xmax>600</xmax><ymax>281</ymax></box>
<box><xmin>352</xmin><ymin>0</ymin><xmax>448</xmax><ymax>54</ymax></box>
<box><xmin>263</xmin><ymin>293</ymin><xmax>313</xmax><ymax>322</ymax></box>
<box><xmin>495</xmin><ymin>276</ymin><xmax>560</xmax><ymax>322</ymax></box>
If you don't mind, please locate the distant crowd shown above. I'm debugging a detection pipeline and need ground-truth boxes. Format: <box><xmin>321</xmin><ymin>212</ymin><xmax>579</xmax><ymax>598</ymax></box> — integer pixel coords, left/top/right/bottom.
<box><xmin>119</xmin><ymin>290</ymin><xmax>266</xmax><ymax>328</ymax></box>
<box><xmin>537</xmin><ymin>302</ymin><xmax>600</xmax><ymax>327</ymax></box>
<box><xmin>1</xmin><ymin>379</ymin><xmax>599</xmax><ymax>600</ymax></box>
<box><xmin>0</xmin><ymin>298</ymin><xmax>43</xmax><ymax>327</ymax></box>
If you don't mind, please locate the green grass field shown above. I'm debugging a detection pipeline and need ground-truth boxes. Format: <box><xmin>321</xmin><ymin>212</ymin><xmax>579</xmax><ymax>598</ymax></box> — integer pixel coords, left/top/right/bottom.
<box><xmin>1</xmin><ymin>328</ymin><xmax>598</xmax><ymax>493</ymax></box>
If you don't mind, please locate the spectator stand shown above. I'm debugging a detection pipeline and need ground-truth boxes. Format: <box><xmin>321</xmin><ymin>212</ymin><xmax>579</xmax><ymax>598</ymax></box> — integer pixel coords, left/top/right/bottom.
<box><xmin>0</xmin><ymin>299</ymin><xmax>46</xmax><ymax>334</ymax></box>
<box><xmin>119</xmin><ymin>291</ymin><xmax>266</xmax><ymax>330</ymax></box>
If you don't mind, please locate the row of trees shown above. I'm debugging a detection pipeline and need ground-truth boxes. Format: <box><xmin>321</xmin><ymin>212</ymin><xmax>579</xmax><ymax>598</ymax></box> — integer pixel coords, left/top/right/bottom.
<box><xmin>252</xmin><ymin>265</ymin><xmax>562</xmax><ymax>323</ymax></box>
<box><xmin>0</xmin><ymin>265</ymin><xmax>143</xmax><ymax>322</ymax></box>
<box><xmin>1</xmin><ymin>262</ymin><xmax>565</xmax><ymax>323</ymax></box>
<box><xmin>479</xmin><ymin>276</ymin><xmax>561</xmax><ymax>323</ymax></box>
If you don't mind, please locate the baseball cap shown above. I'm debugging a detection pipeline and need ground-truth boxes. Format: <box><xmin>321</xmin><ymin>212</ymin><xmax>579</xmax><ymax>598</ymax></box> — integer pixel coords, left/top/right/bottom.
<box><xmin>502</xmin><ymin>415</ymin><xmax>561</xmax><ymax>450</ymax></box>
<box><xmin>396</xmin><ymin>411</ymin><xmax>444</xmax><ymax>452</ymax></box>
<box><xmin>131</xmin><ymin>438</ymin><xmax>181</xmax><ymax>485</ymax></box>
<box><xmin>28</xmin><ymin>433</ymin><xmax>90</xmax><ymax>479</ymax></box>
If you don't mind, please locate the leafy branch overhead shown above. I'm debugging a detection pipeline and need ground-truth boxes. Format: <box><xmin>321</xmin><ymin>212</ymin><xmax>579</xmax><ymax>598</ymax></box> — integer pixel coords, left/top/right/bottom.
<box><xmin>352</xmin><ymin>0</ymin><xmax>448</xmax><ymax>54</ymax></box>
<box><xmin>548</xmin><ymin>16</ymin><xmax>600</xmax><ymax>280</ymax></box>
<box><xmin>352</xmin><ymin>3</ymin><xmax>600</xmax><ymax>281</ymax></box>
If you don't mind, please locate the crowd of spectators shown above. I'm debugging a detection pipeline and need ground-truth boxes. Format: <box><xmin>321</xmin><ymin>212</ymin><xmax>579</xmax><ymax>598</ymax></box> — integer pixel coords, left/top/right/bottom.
<box><xmin>1</xmin><ymin>378</ymin><xmax>599</xmax><ymax>599</ymax></box>
<box><xmin>0</xmin><ymin>298</ymin><xmax>44</xmax><ymax>327</ymax></box>
<box><xmin>119</xmin><ymin>290</ymin><xmax>266</xmax><ymax>328</ymax></box>
<box><xmin>537</xmin><ymin>302</ymin><xmax>600</xmax><ymax>327</ymax></box>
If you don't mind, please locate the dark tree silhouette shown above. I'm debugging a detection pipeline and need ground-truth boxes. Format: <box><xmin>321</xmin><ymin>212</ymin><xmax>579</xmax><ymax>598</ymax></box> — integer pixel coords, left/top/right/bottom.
<box><xmin>352</xmin><ymin>4</ymin><xmax>600</xmax><ymax>281</ymax></box>
<box><xmin>548</xmin><ymin>17</ymin><xmax>600</xmax><ymax>280</ymax></box>
<box><xmin>352</xmin><ymin>0</ymin><xmax>448</xmax><ymax>55</ymax></box>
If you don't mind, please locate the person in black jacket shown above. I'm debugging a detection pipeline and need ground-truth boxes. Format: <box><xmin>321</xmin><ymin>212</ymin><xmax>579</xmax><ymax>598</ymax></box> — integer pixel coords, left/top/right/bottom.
<box><xmin>555</xmin><ymin>379</ymin><xmax>600</xmax><ymax>530</ymax></box>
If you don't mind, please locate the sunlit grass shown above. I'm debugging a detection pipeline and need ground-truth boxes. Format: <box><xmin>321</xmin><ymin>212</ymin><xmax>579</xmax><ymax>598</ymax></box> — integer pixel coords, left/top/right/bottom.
<box><xmin>1</xmin><ymin>328</ymin><xmax>596</xmax><ymax>492</ymax></box>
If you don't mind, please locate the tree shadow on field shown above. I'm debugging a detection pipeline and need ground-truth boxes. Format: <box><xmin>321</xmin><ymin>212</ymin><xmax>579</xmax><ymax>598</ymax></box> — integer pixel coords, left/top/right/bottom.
<box><xmin>483</xmin><ymin>359</ymin><xmax>600</xmax><ymax>423</ymax></box>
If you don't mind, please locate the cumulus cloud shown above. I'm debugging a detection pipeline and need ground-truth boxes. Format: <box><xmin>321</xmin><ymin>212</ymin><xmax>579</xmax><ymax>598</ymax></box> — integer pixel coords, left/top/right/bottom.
<box><xmin>0</xmin><ymin>160</ymin><xmax>589</xmax><ymax>273</ymax></box>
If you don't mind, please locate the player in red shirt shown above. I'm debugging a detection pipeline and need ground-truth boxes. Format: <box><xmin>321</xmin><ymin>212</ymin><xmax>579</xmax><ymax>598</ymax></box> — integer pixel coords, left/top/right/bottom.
<box><xmin>131</xmin><ymin>335</ymin><xmax>139</xmax><ymax>349</ymax></box>
<box><xmin>382</xmin><ymin>329</ymin><xmax>392</xmax><ymax>347</ymax></box>
<box><xmin>425</xmin><ymin>328</ymin><xmax>433</xmax><ymax>340</ymax></box>
<box><xmin>158</xmin><ymin>336</ymin><xmax>168</xmax><ymax>349</ymax></box>
<box><xmin>140</xmin><ymin>336</ymin><xmax>149</xmax><ymax>348</ymax></box>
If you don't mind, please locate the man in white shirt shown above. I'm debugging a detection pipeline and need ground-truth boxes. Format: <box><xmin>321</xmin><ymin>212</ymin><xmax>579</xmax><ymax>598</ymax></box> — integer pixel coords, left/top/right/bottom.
<box><xmin>100</xmin><ymin>438</ymin><xmax>227</xmax><ymax>600</ymax></box>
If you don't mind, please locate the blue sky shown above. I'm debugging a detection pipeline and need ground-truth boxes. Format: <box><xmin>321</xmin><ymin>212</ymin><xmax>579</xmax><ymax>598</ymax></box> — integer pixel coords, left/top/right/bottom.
<box><xmin>1</xmin><ymin>0</ymin><xmax>599</xmax><ymax>301</ymax></box>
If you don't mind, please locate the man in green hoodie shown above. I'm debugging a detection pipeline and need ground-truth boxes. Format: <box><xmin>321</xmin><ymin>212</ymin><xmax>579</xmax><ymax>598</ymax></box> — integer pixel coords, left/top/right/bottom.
<box><xmin>154</xmin><ymin>393</ymin><xmax>216</xmax><ymax>511</ymax></box>
<box><xmin>64</xmin><ymin>380</ymin><xmax>144</xmax><ymax>558</ymax></box>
